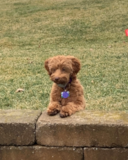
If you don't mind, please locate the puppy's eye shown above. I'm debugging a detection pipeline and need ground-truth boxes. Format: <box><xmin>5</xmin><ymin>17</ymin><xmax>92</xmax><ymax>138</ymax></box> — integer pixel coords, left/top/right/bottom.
<box><xmin>62</xmin><ymin>68</ymin><xmax>66</xmax><ymax>72</ymax></box>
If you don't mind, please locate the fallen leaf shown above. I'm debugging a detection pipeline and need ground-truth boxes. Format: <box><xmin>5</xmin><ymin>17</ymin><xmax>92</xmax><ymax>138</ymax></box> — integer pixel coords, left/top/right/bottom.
<box><xmin>16</xmin><ymin>88</ymin><xmax>25</xmax><ymax>93</ymax></box>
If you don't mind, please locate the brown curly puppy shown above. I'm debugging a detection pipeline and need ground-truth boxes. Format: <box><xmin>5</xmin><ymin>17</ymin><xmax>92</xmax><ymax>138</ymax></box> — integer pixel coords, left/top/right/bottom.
<box><xmin>45</xmin><ymin>55</ymin><xmax>85</xmax><ymax>118</ymax></box>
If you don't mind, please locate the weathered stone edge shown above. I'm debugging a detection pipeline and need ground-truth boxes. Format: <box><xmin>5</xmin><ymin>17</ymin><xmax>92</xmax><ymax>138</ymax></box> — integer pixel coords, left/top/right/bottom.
<box><xmin>32</xmin><ymin>110</ymin><xmax>42</xmax><ymax>145</ymax></box>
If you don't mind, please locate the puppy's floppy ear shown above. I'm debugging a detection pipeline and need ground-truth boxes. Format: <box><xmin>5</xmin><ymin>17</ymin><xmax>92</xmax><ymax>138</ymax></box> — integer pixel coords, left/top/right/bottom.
<box><xmin>44</xmin><ymin>58</ymin><xmax>51</xmax><ymax>75</ymax></box>
<box><xmin>67</xmin><ymin>56</ymin><xmax>81</xmax><ymax>78</ymax></box>
<box><xmin>72</xmin><ymin>57</ymin><xmax>81</xmax><ymax>74</ymax></box>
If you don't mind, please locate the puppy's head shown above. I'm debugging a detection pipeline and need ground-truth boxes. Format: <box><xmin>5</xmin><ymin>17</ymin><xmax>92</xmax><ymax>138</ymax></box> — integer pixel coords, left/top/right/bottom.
<box><xmin>44</xmin><ymin>55</ymin><xmax>81</xmax><ymax>85</ymax></box>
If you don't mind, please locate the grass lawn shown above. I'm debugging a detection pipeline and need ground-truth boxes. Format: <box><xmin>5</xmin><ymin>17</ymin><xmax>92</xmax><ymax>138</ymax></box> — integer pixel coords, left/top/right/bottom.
<box><xmin>0</xmin><ymin>0</ymin><xmax>128</xmax><ymax>111</ymax></box>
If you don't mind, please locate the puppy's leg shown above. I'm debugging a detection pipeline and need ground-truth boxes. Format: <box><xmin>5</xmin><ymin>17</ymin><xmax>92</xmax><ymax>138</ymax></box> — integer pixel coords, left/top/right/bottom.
<box><xmin>60</xmin><ymin>102</ymin><xmax>84</xmax><ymax>118</ymax></box>
<box><xmin>47</xmin><ymin>101</ymin><xmax>61</xmax><ymax>116</ymax></box>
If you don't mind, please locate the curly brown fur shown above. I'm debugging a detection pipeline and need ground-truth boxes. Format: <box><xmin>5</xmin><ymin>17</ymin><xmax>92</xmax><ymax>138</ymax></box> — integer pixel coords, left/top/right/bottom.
<box><xmin>44</xmin><ymin>55</ymin><xmax>85</xmax><ymax>118</ymax></box>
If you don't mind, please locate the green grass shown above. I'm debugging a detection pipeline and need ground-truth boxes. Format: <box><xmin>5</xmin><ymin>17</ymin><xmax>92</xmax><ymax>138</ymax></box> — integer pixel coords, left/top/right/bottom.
<box><xmin>0</xmin><ymin>0</ymin><xmax>128</xmax><ymax>111</ymax></box>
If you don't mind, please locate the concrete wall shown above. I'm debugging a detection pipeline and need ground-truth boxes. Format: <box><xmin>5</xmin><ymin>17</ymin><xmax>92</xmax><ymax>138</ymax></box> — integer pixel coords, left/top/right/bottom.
<box><xmin>0</xmin><ymin>110</ymin><xmax>128</xmax><ymax>160</ymax></box>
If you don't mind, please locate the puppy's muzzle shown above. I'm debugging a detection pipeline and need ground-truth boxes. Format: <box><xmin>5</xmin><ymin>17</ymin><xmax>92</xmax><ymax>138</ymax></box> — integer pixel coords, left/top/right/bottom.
<box><xmin>54</xmin><ymin>77</ymin><xmax>59</xmax><ymax>82</ymax></box>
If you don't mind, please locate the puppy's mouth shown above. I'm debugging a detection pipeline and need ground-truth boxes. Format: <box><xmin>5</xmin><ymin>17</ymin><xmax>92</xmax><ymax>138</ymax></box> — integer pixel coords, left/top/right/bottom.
<box><xmin>54</xmin><ymin>80</ymin><xmax>67</xmax><ymax>85</ymax></box>
<box><xmin>51</xmin><ymin>77</ymin><xmax>68</xmax><ymax>86</ymax></box>
<box><xmin>55</xmin><ymin>81</ymin><xmax>68</xmax><ymax>88</ymax></box>
<box><xmin>51</xmin><ymin>76</ymin><xmax>72</xmax><ymax>89</ymax></box>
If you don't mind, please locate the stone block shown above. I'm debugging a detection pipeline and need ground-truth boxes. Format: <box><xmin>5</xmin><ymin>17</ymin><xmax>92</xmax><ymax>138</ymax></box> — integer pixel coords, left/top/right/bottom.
<box><xmin>0</xmin><ymin>146</ymin><xmax>83</xmax><ymax>160</ymax></box>
<box><xmin>0</xmin><ymin>110</ymin><xmax>41</xmax><ymax>145</ymax></box>
<box><xmin>84</xmin><ymin>148</ymin><xmax>128</xmax><ymax>160</ymax></box>
<box><xmin>36</xmin><ymin>110</ymin><xmax>128</xmax><ymax>147</ymax></box>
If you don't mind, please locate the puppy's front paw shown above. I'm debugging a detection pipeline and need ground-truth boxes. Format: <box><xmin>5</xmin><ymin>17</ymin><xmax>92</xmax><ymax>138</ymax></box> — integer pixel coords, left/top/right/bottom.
<box><xmin>47</xmin><ymin>108</ymin><xmax>59</xmax><ymax>116</ymax></box>
<box><xmin>47</xmin><ymin>102</ymin><xmax>61</xmax><ymax>116</ymax></box>
<box><xmin>60</xmin><ymin>111</ymin><xmax>70</xmax><ymax>118</ymax></box>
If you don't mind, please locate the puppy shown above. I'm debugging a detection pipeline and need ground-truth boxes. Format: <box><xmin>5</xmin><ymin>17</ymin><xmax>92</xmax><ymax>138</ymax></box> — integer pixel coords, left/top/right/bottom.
<box><xmin>45</xmin><ymin>55</ymin><xmax>85</xmax><ymax>118</ymax></box>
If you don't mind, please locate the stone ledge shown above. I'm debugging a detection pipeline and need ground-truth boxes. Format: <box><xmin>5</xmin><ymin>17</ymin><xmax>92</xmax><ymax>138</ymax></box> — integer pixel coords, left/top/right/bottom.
<box><xmin>0</xmin><ymin>146</ymin><xmax>83</xmax><ymax>160</ymax></box>
<box><xmin>0</xmin><ymin>110</ymin><xmax>41</xmax><ymax>146</ymax></box>
<box><xmin>36</xmin><ymin>110</ymin><xmax>128</xmax><ymax>147</ymax></box>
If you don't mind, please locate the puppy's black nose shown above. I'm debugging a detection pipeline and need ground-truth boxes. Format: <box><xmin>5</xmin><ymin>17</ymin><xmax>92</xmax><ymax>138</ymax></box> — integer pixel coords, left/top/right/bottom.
<box><xmin>54</xmin><ymin>77</ymin><xmax>60</xmax><ymax>82</ymax></box>
<box><xmin>55</xmin><ymin>77</ymin><xmax>59</xmax><ymax>81</ymax></box>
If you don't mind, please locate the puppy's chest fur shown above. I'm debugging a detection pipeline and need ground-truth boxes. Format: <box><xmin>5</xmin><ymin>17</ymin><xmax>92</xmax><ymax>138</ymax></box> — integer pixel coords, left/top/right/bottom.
<box><xmin>58</xmin><ymin>93</ymin><xmax>78</xmax><ymax>107</ymax></box>
<box><xmin>60</xmin><ymin>95</ymin><xmax>74</xmax><ymax>106</ymax></box>
<box><xmin>51</xmin><ymin>79</ymin><xmax>84</xmax><ymax>106</ymax></box>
